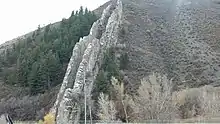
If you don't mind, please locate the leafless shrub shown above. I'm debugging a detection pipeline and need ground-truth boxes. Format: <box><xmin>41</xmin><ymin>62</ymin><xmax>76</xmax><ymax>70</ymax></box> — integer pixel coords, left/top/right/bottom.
<box><xmin>173</xmin><ymin>87</ymin><xmax>202</xmax><ymax>119</ymax></box>
<box><xmin>200</xmin><ymin>85</ymin><xmax>220</xmax><ymax>116</ymax></box>
<box><xmin>130</xmin><ymin>73</ymin><xmax>178</xmax><ymax>121</ymax></box>
<box><xmin>98</xmin><ymin>74</ymin><xmax>220</xmax><ymax>122</ymax></box>
<box><xmin>173</xmin><ymin>85</ymin><xmax>220</xmax><ymax>119</ymax></box>
<box><xmin>0</xmin><ymin>90</ymin><xmax>57</xmax><ymax>121</ymax></box>
<box><xmin>111</xmin><ymin>77</ymin><xmax>132</xmax><ymax>122</ymax></box>
<box><xmin>98</xmin><ymin>93</ymin><xmax>117</xmax><ymax>122</ymax></box>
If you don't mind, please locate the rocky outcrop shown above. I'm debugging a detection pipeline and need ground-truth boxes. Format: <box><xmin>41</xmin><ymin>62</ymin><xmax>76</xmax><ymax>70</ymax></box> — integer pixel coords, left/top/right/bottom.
<box><xmin>51</xmin><ymin>0</ymin><xmax>123</xmax><ymax>123</ymax></box>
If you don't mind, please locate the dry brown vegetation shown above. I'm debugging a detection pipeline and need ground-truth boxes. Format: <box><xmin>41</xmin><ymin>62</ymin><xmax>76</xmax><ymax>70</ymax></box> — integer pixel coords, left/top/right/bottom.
<box><xmin>98</xmin><ymin>93</ymin><xmax>117</xmax><ymax>122</ymax></box>
<box><xmin>98</xmin><ymin>73</ymin><xmax>220</xmax><ymax>123</ymax></box>
<box><xmin>38</xmin><ymin>113</ymin><xmax>55</xmax><ymax>124</ymax></box>
<box><xmin>130</xmin><ymin>73</ymin><xmax>178</xmax><ymax>122</ymax></box>
<box><xmin>0</xmin><ymin>83</ymin><xmax>59</xmax><ymax>121</ymax></box>
<box><xmin>173</xmin><ymin>85</ymin><xmax>220</xmax><ymax>119</ymax></box>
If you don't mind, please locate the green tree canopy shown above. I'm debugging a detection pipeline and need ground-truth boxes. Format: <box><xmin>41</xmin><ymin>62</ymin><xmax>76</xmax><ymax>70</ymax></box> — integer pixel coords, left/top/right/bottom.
<box><xmin>0</xmin><ymin>7</ymin><xmax>97</xmax><ymax>95</ymax></box>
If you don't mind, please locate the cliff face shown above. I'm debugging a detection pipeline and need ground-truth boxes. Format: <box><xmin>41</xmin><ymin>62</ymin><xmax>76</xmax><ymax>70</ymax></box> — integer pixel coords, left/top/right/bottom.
<box><xmin>51</xmin><ymin>0</ymin><xmax>123</xmax><ymax>123</ymax></box>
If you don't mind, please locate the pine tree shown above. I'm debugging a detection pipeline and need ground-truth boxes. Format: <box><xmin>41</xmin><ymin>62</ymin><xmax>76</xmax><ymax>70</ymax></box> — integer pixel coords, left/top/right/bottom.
<box><xmin>45</xmin><ymin>51</ymin><xmax>62</xmax><ymax>88</ymax></box>
<box><xmin>16</xmin><ymin>51</ymin><xmax>29</xmax><ymax>87</ymax></box>
<box><xmin>28</xmin><ymin>62</ymin><xmax>41</xmax><ymax>94</ymax></box>
<box><xmin>1</xmin><ymin>7</ymin><xmax>97</xmax><ymax>95</ymax></box>
<box><xmin>93</xmin><ymin>70</ymin><xmax>109</xmax><ymax>100</ymax></box>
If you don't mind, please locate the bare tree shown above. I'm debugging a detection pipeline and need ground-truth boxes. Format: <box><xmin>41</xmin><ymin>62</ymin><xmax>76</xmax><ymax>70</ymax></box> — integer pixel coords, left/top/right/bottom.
<box><xmin>130</xmin><ymin>73</ymin><xmax>178</xmax><ymax>122</ymax></box>
<box><xmin>111</xmin><ymin>77</ymin><xmax>130</xmax><ymax>123</ymax></box>
<box><xmin>199</xmin><ymin>86</ymin><xmax>220</xmax><ymax>116</ymax></box>
<box><xmin>172</xmin><ymin>87</ymin><xmax>202</xmax><ymax>119</ymax></box>
<box><xmin>172</xmin><ymin>85</ymin><xmax>220</xmax><ymax>119</ymax></box>
<box><xmin>98</xmin><ymin>93</ymin><xmax>117</xmax><ymax>122</ymax></box>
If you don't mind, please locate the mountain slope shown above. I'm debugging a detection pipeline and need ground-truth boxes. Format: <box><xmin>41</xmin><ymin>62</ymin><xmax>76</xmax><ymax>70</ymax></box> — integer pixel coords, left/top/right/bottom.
<box><xmin>0</xmin><ymin>7</ymin><xmax>99</xmax><ymax>120</ymax></box>
<box><xmin>120</xmin><ymin>0</ymin><xmax>220</xmax><ymax>89</ymax></box>
<box><xmin>2</xmin><ymin>0</ymin><xmax>220</xmax><ymax>122</ymax></box>
<box><xmin>32</xmin><ymin>0</ymin><xmax>220</xmax><ymax>122</ymax></box>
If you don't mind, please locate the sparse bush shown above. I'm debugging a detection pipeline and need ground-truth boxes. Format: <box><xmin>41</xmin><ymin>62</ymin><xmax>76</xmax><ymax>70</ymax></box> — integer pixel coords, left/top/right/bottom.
<box><xmin>130</xmin><ymin>73</ymin><xmax>178</xmax><ymax>121</ymax></box>
<box><xmin>0</xmin><ymin>89</ymin><xmax>57</xmax><ymax>121</ymax></box>
<box><xmin>172</xmin><ymin>88</ymin><xmax>202</xmax><ymax>118</ymax></box>
<box><xmin>38</xmin><ymin>113</ymin><xmax>55</xmax><ymax>124</ymax></box>
<box><xmin>111</xmin><ymin>77</ymin><xmax>132</xmax><ymax>122</ymax></box>
<box><xmin>98</xmin><ymin>93</ymin><xmax>117</xmax><ymax>122</ymax></box>
<box><xmin>43</xmin><ymin>113</ymin><xmax>55</xmax><ymax>124</ymax></box>
<box><xmin>173</xmin><ymin>85</ymin><xmax>220</xmax><ymax>119</ymax></box>
<box><xmin>200</xmin><ymin>86</ymin><xmax>220</xmax><ymax>116</ymax></box>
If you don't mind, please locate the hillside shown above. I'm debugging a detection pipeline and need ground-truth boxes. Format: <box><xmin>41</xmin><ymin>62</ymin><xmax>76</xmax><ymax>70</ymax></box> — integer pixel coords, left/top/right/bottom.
<box><xmin>2</xmin><ymin>0</ymin><xmax>220</xmax><ymax>123</ymax></box>
<box><xmin>52</xmin><ymin>0</ymin><xmax>220</xmax><ymax>123</ymax></box>
<box><xmin>121</xmin><ymin>0</ymin><xmax>220</xmax><ymax>88</ymax></box>
<box><xmin>0</xmin><ymin>1</ymin><xmax>110</xmax><ymax>54</ymax></box>
<box><xmin>0</xmin><ymin>6</ymin><xmax>98</xmax><ymax>120</ymax></box>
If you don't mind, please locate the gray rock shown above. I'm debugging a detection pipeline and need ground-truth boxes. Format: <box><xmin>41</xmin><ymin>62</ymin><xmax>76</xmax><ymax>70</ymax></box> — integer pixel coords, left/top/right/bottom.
<box><xmin>52</xmin><ymin>0</ymin><xmax>123</xmax><ymax>123</ymax></box>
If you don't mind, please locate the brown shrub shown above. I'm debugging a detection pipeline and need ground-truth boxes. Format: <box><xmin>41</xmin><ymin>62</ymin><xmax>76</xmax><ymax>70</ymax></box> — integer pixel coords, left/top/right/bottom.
<box><xmin>0</xmin><ymin>90</ymin><xmax>58</xmax><ymax>121</ymax></box>
<box><xmin>173</xmin><ymin>85</ymin><xmax>220</xmax><ymax>119</ymax></box>
<box><xmin>98</xmin><ymin>93</ymin><xmax>117</xmax><ymax>122</ymax></box>
<box><xmin>130</xmin><ymin>73</ymin><xmax>178</xmax><ymax>122</ymax></box>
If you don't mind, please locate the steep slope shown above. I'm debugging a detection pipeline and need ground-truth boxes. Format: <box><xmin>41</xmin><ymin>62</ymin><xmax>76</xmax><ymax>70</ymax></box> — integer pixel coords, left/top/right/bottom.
<box><xmin>93</xmin><ymin>1</ymin><xmax>112</xmax><ymax>17</ymax></box>
<box><xmin>2</xmin><ymin>0</ymin><xmax>220</xmax><ymax>122</ymax></box>
<box><xmin>121</xmin><ymin>0</ymin><xmax>220</xmax><ymax>89</ymax></box>
<box><xmin>0</xmin><ymin>6</ymin><xmax>100</xmax><ymax>121</ymax></box>
<box><xmin>52</xmin><ymin>0</ymin><xmax>122</xmax><ymax>123</ymax></box>
<box><xmin>51</xmin><ymin>0</ymin><xmax>220</xmax><ymax>122</ymax></box>
<box><xmin>0</xmin><ymin>22</ymin><xmax>61</xmax><ymax>54</ymax></box>
<box><xmin>0</xmin><ymin>1</ymin><xmax>113</xmax><ymax>53</ymax></box>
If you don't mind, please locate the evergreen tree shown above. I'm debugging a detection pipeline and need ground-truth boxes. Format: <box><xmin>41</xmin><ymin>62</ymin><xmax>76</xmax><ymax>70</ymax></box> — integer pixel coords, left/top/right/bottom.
<box><xmin>0</xmin><ymin>7</ymin><xmax>97</xmax><ymax>95</ymax></box>
<box><xmin>45</xmin><ymin>51</ymin><xmax>62</xmax><ymax>88</ymax></box>
<box><xmin>28</xmin><ymin>62</ymin><xmax>41</xmax><ymax>94</ymax></box>
<box><xmin>120</xmin><ymin>53</ymin><xmax>129</xmax><ymax>70</ymax></box>
<box><xmin>93</xmin><ymin>70</ymin><xmax>109</xmax><ymax>100</ymax></box>
<box><xmin>0</xmin><ymin>57</ymin><xmax>3</xmax><ymax>72</ymax></box>
<box><xmin>93</xmin><ymin>48</ymin><xmax>121</xmax><ymax>98</ymax></box>
<box><xmin>71</xmin><ymin>10</ymin><xmax>75</xmax><ymax>17</ymax></box>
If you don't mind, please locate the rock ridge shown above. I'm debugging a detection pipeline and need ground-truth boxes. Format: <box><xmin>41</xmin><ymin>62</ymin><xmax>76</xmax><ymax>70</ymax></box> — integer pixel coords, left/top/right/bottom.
<box><xmin>51</xmin><ymin>0</ymin><xmax>123</xmax><ymax>123</ymax></box>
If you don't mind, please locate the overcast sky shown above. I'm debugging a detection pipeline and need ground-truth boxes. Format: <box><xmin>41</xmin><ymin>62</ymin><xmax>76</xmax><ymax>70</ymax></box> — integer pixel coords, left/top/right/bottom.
<box><xmin>0</xmin><ymin>0</ymin><xmax>108</xmax><ymax>44</ymax></box>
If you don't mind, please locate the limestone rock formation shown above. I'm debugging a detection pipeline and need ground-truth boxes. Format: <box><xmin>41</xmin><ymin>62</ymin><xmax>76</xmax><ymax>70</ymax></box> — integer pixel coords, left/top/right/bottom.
<box><xmin>51</xmin><ymin>0</ymin><xmax>123</xmax><ymax>123</ymax></box>
<box><xmin>52</xmin><ymin>0</ymin><xmax>220</xmax><ymax>123</ymax></box>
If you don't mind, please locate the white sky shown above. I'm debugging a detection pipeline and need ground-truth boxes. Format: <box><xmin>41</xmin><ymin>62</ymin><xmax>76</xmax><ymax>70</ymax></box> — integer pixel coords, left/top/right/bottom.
<box><xmin>0</xmin><ymin>0</ymin><xmax>108</xmax><ymax>44</ymax></box>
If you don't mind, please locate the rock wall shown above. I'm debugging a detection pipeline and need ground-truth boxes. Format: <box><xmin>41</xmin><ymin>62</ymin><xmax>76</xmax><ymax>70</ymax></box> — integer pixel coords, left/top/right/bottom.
<box><xmin>51</xmin><ymin>0</ymin><xmax>123</xmax><ymax>123</ymax></box>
